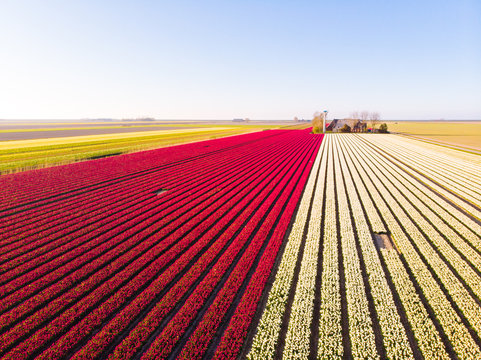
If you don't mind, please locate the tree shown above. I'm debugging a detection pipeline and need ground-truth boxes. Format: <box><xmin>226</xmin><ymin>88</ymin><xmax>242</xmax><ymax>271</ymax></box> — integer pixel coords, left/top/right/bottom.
<box><xmin>369</xmin><ymin>112</ymin><xmax>381</xmax><ymax>131</ymax></box>
<box><xmin>340</xmin><ymin>124</ymin><xmax>351</xmax><ymax>133</ymax></box>
<box><xmin>345</xmin><ymin>118</ymin><xmax>357</xmax><ymax>128</ymax></box>
<box><xmin>379</xmin><ymin>123</ymin><xmax>389</xmax><ymax>133</ymax></box>
<box><xmin>360</xmin><ymin>110</ymin><xmax>369</xmax><ymax>122</ymax></box>
<box><xmin>348</xmin><ymin>111</ymin><xmax>362</xmax><ymax>130</ymax></box>
<box><xmin>312</xmin><ymin>112</ymin><xmax>323</xmax><ymax>133</ymax></box>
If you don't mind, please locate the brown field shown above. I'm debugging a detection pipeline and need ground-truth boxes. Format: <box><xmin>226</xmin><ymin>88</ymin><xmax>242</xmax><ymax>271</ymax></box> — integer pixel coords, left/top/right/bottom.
<box><xmin>386</xmin><ymin>121</ymin><xmax>481</xmax><ymax>151</ymax></box>
<box><xmin>0</xmin><ymin>121</ymin><xmax>178</xmax><ymax>130</ymax></box>
<box><xmin>0</xmin><ymin>126</ymin><xmax>200</xmax><ymax>141</ymax></box>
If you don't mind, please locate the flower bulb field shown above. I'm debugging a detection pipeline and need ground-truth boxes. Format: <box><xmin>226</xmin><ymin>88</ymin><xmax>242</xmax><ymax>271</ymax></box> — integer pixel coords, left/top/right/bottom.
<box><xmin>1</xmin><ymin>130</ymin><xmax>481</xmax><ymax>359</ymax></box>
<box><xmin>248</xmin><ymin>134</ymin><xmax>481</xmax><ymax>360</ymax></box>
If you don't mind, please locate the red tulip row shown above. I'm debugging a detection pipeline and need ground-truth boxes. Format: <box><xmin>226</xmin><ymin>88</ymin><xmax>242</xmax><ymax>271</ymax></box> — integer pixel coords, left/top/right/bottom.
<box><xmin>180</xmin><ymin>144</ymin><xmax>314</xmax><ymax>360</ymax></box>
<box><xmin>40</xmin><ymin>136</ymin><xmax>314</xmax><ymax>360</ymax></box>
<box><xmin>0</xmin><ymin>130</ymin><xmax>279</xmax><ymax>243</ymax></box>
<box><xmin>0</xmin><ymin>130</ymin><xmax>276</xmax><ymax>210</ymax></box>
<box><xmin>1</xmin><ymin>129</ymin><xmax>279</xmax><ymax>231</ymax></box>
<box><xmin>212</xmin><ymin>160</ymin><xmax>310</xmax><ymax>359</ymax></box>
<box><xmin>0</xmin><ymin>129</ymin><xmax>322</xmax><ymax>360</ymax></box>
<box><xmin>0</xmin><ymin>145</ymin><xmax>274</xmax><ymax>299</ymax></box>
<box><xmin>0</xmin><ymin>134</ymin><xmax>285</xmax><ymax>279</ymax></box>
<box><xmin>0</xmin><ymin>131</ymin><xmax>314</xmax><ymax>356</ymax></box>
<box><xmin>143</xmin><ymin>136</ymin><xmax>318</xmax><ymax>360</ymax></box>
<box><xmin>0</xmin><ymin>135</ymin><xmax>303</xmax><ymax>357</ymax></box>
<box><xmin>0</xmin><ymin>134</ymin><xmax>299</xmax><ymax>317</ymax></box>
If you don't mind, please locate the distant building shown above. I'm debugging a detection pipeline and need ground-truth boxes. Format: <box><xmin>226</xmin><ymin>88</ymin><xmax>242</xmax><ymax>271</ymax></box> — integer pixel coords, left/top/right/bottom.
<box><xmin>233</xmin><ymin>118</ymin><xmax>245</xmax><ymax>122</ymax></box>
<box><xmin>326</xmin><ymin>119</ymin><xmax>347</xmax><ymax>132</ymax></box>
<box><xmin>327</xmin><ymin>118</ymin><xmax>367</xmax><ymax>132</ymax></box>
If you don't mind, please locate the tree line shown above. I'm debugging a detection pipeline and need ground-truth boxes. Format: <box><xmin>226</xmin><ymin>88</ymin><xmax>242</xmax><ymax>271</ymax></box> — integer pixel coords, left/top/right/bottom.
<box><xmin>311</xmin><ymin>110</ymin><xmax>388</xmax><ymax>133</ymax></box>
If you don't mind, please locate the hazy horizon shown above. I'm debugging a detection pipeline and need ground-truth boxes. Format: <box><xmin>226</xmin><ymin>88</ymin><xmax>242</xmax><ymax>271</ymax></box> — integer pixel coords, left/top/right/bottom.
<box><xmin>2</xmin><ymin>118</ymin><xmax>481</xmax><ymax>123</ymax></box>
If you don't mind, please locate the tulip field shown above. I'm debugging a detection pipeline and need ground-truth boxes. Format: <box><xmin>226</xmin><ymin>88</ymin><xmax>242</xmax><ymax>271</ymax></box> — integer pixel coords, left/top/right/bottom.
<box><xmin>248</xmin><ymin>134</ymin><xmax>481</xmax><ymax>360</ymax></box>
<box><xmin>2</xmin><ymin>130</ymin><xmax>481</xmax><ymax>359</ymax></box>
<box><xmin>0</xmin><ymin>129</ymin><xmax>321</xmax><ymax>360</ymax></box>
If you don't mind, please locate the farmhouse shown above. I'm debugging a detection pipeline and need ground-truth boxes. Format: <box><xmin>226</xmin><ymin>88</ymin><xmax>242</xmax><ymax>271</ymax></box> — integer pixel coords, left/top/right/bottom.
<box><xmin>326</xmin><ymin>118</ymin><xmax>367</xmax><ymax>132</ymax></box>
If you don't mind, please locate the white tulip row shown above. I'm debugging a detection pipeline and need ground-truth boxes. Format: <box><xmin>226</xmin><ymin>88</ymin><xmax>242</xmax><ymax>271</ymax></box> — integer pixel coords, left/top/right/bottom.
<box><xmin>395</xmin><ymin>134</ymin><xmax>481</xmax><ymax>168</ymax></box>
<box><xmin>356</xmin><ymin>134</ymin><xmax>481</xmax><ymax>228</ymax></box>
<box><xmin>361</xmin><ymin>135</ymin><xmax>481</xmax><ymax>214</ymax></box>
<box><xmin>370</xmin><ymin>138</ymin><xmax>481</xmax><ymax>200</ymax></box>
<box><xmin>352</xmin><ymin>136</ymin><xmax>481</xmax><ymax>337</ymax></box>
<box><xmin>350</xmin><ymin>138</ymin><xmax>481</xmax><ymax>263</ymax></box>
<box><xmin>386</xmin><ymin>134</ymin><xmax>481</xmax><ymax>179</ymax></box>
<box><xmin>332</xmin><ymin>137</ymin><xmax>379</xmax><ymax>359</ymax></box>
<box><xmin>354</xmin><ymin>137</ymin><xmax>481</xmax><ymax>301</ymax></box>
<box><xmin>339</xmin><ymin>135</ymin><xmax>450</xmax><ymax>360</ymax></box>
<box><xmin>345</xmin><ymin>135</ymin><xmax>481</xmax><ymax>359</ymax></box>
<box><xmin>353</xmin><ymin>136</ymin><xmax>481</xmax><ymax>245</ymax></box>
<box><xmin>380</xmin><ymin>140</ymin><xmax>481</xmax><ymax>207</ymax></box>
<box><xmin>385</xmin><ymin>136</ymin><xmax>481</xmax><ymax>189</ymax></box>
<box><xmin>317</xmin><ymin>138</ymin><xmax>343</xmax><ymax>359</ymax></box>
<box><xmin>354</xmin><ymin>136</ymin><xmax>481</xmax><ymax>341</ymax></box>
<box><xmin>367</xmin><ymin>134</ymin><xmax>481</xmax><ymax>190</ymax></box>
<box><xmin>410</xmin><ymin>138</ymin><xmax>481</xmax><ymax>168</ymax></box>
<box><xmin>247</xmin><ymin>137</ymin><xmax>327</xmax><ymax>360</ymax></box>
<box><xmin>282</xmin><ymin>136</ymin><xmax>328</xmax><ymax>359</ymax></box>
<box><xmin>335</xmin><ymin>135</ymin><xmax>415</xmax><ymax>359</ymax></box>
<box><xmin>248</xmin><ymin>133</ymin><xmax>481</xmax><ymax>360</ymax></box>
<box><xmin>380</xmin><ymin>249</ymin><xmax>450</xmax><ymax>360</ymax></box>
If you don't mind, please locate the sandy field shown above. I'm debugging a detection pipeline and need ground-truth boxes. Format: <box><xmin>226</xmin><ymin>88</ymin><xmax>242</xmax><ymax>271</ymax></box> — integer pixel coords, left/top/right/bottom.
<box><xmin>386</xmin><ymin>121</ymin><xmax>481</xmax><ymax>151</ymax></box>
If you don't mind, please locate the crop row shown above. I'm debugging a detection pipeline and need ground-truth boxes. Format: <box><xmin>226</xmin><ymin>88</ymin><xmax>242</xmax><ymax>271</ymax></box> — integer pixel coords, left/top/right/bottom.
<box><xmin>335</xmin><ymin>136</ymin><xmax>447</xmax><ymax>360</ymax></box>
<box><xmin>0</xmin><ymin>130</ymin><xmax>278</xmax><ymax>212</ymax></box>
<box><xmin>339</xmin><ymin>134</ymin><xmax>481</xmax><ymax>358</ymax></box>
<box><xmin>247</xmin><ymin>134</ymin><xmax>481</xmax><ymax>359</ymax></box>
<box><xmin>361</xmin><ymin>135</ymin><xmax>481</xmax><ymax>220</ymax></box>
<box><xmin>248</xmin><ymin>135</ymin><xmax>326</xmax><ymax>359</ymax></box>
<box><xmin>1</xmin><ymin>132</ymin><xmax>305</xmax><ymax>326</ymax></box>
<box><xmin>3</xmin><ymin>134</ymin><xmax>290</xmax><ymax>296</ymax></box>
<box><xmin>0</xmin><ymin>133</ymin><xmax>292</xmax><ymax>290</ymax></box>
<box><xmin>345</xmin><ymin>135</ymin><xmax>481</xmax><ymax>355</ymax></box>
<box><xmin>0</xmin><ymin>134</ymin><xmax>300</xmax><ymax>328</ymax></box>
<box><xmin>353</xmin><ymin>138</ymin><xmax>481</xmax><ymax>303</ymax></box>
<box><xmin>0</xmin><ymin>129</ymin><xmax>322</xmax><ymax>359</ymax></box>
<box><xmin>0</xmin><ymin>130</ymin><xmax>282</xmax><ymax>242</ymax></box>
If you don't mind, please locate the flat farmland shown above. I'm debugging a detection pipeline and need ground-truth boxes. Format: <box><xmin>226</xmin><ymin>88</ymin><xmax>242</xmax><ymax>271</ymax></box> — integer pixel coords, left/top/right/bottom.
<box><xmin>0</xmin><ymin>129</ymin><xmax>321</xmax><ymax>360</ymax></box>
<box><xmin>248</xmin><ymin>134</ymin><xmax>481</xmax><ymax>359</ymax></box>
<box><xmin>2</xmin><ymin>131</ymin><xmax>481</xmax><ymax>359</ymax></box>
<box><xmin>0</xmin><ymin>121</ymin><xmax>198</xmax><ymax>130</ymax></box>
<box><xmin>0</xmin><ymin>126</ymin><xmax>203</xmax><ymax>141</ymax></box>
<box><xmin>387</xmin><ymin>121</ymin><xmax>481</xmax><ymax>152</ymax></box>
<box><xmin>0</xmin><ymin>121</ymin><xmax>303</xmax><ymax>174</ymax></box>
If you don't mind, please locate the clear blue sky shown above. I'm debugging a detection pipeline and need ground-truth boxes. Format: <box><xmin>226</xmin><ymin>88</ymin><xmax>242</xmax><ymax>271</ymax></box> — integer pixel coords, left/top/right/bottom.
<box><xmin>1</xmin><ymin>0</ymin><xmax>480</xmax><ymax>120</ymax></box>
